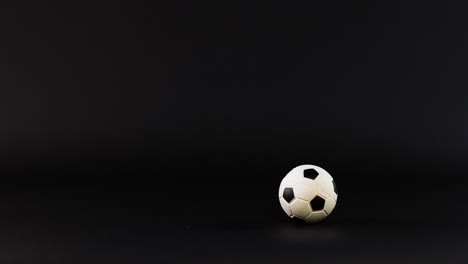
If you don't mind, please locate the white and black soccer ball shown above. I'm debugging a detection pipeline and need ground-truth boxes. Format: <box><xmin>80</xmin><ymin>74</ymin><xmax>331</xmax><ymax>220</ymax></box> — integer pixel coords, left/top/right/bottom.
<box><xmin>279</xmin><ymin>165</ymin><xmax>338</xmax><ymax>223</ymax></box>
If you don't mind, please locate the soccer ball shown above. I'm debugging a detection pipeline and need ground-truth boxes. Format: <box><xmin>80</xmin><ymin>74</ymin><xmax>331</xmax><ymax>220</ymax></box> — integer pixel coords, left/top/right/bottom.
<box><xmin>279</xmin><ymin>165</ymin><xmax>338</xmax><ymax>223</ymax></box>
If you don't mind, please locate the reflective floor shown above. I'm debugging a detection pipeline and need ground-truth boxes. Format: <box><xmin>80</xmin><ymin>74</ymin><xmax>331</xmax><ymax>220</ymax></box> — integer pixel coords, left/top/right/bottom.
<box><xmin>0</xmin><ymin>157</ymin><xmax>466</xmax><ymax>263</ymax></box>
<box><xmin>0</xmin><ymin>200</ymin><xmax>465</xmax><ymax>263</ymax></box>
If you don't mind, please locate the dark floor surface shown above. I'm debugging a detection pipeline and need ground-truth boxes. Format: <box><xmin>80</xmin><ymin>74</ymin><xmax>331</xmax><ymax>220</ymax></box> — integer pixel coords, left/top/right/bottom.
<box><xmin>0</xmin><ymin>153</ymin><xmax>466</xmax><ymax>263</ymax></box>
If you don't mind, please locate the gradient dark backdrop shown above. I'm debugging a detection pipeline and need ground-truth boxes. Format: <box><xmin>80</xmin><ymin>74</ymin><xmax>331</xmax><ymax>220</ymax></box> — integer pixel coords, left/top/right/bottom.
<box><xmin>0</xmin><ymin>1</ymin><xmax>466</xmax><ymax>263</ymax></box>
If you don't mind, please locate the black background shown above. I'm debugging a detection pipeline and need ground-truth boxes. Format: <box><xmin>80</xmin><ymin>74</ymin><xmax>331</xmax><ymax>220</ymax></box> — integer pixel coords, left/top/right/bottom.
<box><xmin>0</xmin><ymin>1</ymin><xmax>467</xmax><ymax>263</ymax></box>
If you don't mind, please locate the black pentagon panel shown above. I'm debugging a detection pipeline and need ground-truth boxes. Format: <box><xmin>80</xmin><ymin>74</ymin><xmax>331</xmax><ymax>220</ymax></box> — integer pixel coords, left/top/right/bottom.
<box><xmin>310</xmin><ymin>196</ymin><xmax>326</xmax><ymax>211</ymax></box>
<box><xmin>332</xmin><ymin>180</ymin><xmax>338</xmax><ymax>194</ymax></box>
<box><xmin>292</xmin><ymin>216</ymin><xmax>306</xmax><ymax>223</ymax></box>
<box><xmin>303</xmin><ymin>168</ymin><xmax>319</xmax><ymax>180</ymax></box>
<box><xmin>283</xmin><ymin>188</ymin><xmax>295</xmax><ymax>203</ymax></box>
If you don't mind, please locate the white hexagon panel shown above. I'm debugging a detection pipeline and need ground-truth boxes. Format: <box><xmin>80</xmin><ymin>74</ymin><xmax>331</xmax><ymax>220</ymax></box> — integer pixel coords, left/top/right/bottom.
<box><xmin>289</xmin><ymin>199</ymin><xmax>311</xmax><ymax>219</ymax></box>
<box><xmin>278</xmin><ymin>164</ymin><xmax>338</xmax><ymax>224</ymax></box>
